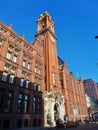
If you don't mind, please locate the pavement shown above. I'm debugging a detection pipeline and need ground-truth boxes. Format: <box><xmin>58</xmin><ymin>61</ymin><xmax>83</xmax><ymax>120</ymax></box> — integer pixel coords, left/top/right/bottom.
<box><xmin>5</xmin><ymin>122</ymin><xmax>98</xmax><ymax>130</ymax></box>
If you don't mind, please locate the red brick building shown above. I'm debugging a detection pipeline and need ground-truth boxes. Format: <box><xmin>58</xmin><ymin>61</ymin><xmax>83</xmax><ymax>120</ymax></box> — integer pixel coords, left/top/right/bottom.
<box><xmin>0</xmin><ymin>12</ymin><xmax>88</xmax><ymax>129</ymax></box>
<box><xmin>83</xmin><ymin>79</ymin><xmax>98</xmax><ymax>100</ymax></box>
<box><xmin>58</xmin><ymin>59</ymin><xmax>88</xmax><ymax>122</ymax></box>
<box><xmin>0</xmin><ymin>21</ymin><xmax>44</xmax><ymax>129</ymax></box>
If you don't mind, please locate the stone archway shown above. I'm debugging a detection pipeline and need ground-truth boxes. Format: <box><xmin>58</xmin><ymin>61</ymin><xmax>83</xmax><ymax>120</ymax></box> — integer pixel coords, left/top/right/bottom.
<box><xmin>44</xmin><ymin>91</ymin><xmax>66</xmax><ymax>127</ymax></box>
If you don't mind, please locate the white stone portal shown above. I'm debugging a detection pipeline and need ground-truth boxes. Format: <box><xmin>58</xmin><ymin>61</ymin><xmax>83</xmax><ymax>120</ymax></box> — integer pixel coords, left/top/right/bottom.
<box><xmin>44</xmin><ymin>91</ymin><xmax>65</xmax><ymax>127</ymax></box>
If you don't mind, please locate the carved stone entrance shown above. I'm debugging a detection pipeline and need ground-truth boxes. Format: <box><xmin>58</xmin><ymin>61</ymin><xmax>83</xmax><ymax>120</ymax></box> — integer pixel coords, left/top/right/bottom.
<box><xmin>44</xmin><ymin>91</ymin><xmax>65</xmax><ymax>127</ymax></box>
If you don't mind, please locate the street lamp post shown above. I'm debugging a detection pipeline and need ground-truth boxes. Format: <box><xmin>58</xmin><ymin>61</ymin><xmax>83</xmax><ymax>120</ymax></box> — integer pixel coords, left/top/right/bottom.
<box><xmin>95</xmin><ymin>36</ymin><xmax>98</xmax><ymax>65</ymax></box>
<box><xmin>95</xmin><ymin>35</ymin><xmax>98</xmax><ymax>39</ymax></box>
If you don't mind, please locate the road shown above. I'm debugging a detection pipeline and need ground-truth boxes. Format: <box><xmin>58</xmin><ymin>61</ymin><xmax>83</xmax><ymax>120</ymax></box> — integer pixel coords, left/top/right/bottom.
<box><xmin>6</xmin><ymin>123</ymin><xmax>98</xmax><ymax>130</ymax></box>
<box><xmin>52</xmin><ymin>123</ymin><xmax>98</xmax><ymax>130</ymax></box>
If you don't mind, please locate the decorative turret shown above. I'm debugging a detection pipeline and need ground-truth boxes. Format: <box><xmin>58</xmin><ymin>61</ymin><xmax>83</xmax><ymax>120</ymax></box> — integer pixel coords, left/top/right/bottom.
<box><xmin>37</xmin><ymin>12</ymin><xmax>54</xmax><ymax>33</ymax></box>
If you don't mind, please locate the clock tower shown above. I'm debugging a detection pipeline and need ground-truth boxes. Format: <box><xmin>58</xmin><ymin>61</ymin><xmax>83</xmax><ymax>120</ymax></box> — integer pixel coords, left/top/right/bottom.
<box><xmin>35</xmin><ymin>12</ymin><xmax>60</xmax><ymax>92</ymax></box>
<box><xmin>35</xmin><ymin>12</ymin><xmax>65</xmax><ymax>127</ymax></box>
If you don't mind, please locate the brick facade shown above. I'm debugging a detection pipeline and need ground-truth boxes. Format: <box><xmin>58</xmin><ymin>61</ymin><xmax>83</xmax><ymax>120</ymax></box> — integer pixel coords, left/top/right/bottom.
<box><xmin>0</xmin><ymin>12</ymin><xmax>88</xmax><ymax>129</ymax></box>
<box><xmin>0</xmin><ymin>22</ymin><xmax>44</xmax><ymax>129</ymax></box>
<box><xmin>83</xmin><ymin>79</ymin><xmax>98</xmax><ymax>100</ymax></box>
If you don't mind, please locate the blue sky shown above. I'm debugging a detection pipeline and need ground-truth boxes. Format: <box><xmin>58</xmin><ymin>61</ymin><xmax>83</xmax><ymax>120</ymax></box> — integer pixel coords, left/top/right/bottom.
<box><xmin>0</xmin><ymin>0</ymin><xmax>98</xmax><ymax>82</ymax></box>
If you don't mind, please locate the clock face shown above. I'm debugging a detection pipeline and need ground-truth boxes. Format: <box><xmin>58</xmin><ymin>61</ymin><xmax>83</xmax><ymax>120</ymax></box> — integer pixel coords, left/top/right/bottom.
<box><xmin>50</xmin><ymin>36</ymin><xmax>55</xmax><ymax>43</ymax></box>
<box><xmin>40</xmin><ymin>34</ymin><xmax>45</xmax><ymax>41</ymax></box>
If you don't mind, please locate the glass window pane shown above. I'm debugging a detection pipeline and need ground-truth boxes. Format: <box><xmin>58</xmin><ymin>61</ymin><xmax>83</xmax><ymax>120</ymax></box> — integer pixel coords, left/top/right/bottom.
<box><xmin>26</xmin><ymin>81</ymin><xmax>29</xmax><ymax>88</ymax></box>
<box><xmin>13</xmin><ymin>56</ymin><xmax>17</xmax><ymax>63</ymax></box>
<box><xmin>25</xmin><ymin>95</ymin><xmax>28</xmax><ymax>100</ymax></box>
<box><xmin>38</xmin><ymin>85</ymin><xmax>41</xmax><ymax>92</ymax></box>
<box><xmin>9</xmin><ymin>75</ymin><xmax>14</xmax><ymax>84</ymax></box>
<box><xmin>4</xmin><ymin>64</ymin><xmax>10</xmax><ymax>71</ymax></box>
<box><xmin>28</xmin><ymin>64</ymin><xmax>30</xmax><ymax>69</ymax></box>
<box><xmin>34</xmin><ymin>84</ymin><xmax>37</xmax><ymax>91</ymax></box>
<box><xmin>6</xmin><ymin>52</ymin><xmax>11</xmax><ymax>60</ymax></box>
<box><xmin>20</xmin><ymin>79</ymin><xmax>24</xmax><ymax>87</ymax></box>
<box><xmin>4</xmin><ymin>99</ymin><xmax>10</xmax><ymax>112</ymax></box>
<box><xmin>24</xmin><ymin>101</ymin><xmax>27</xmax><ymax>113</ymax></box>
<box><xmin>2</xmin><ymin>72</ymin><xmax>8</xmax><ymax>81</ymax></box>
<box><xmin>33</xmin><ymin>103</ymin><xmax>35</xmax><ymax>113</ymax></box>
<box><xmin>23</xmin><ymin>61</ymin><xmax>26</xmax><ymax>67</ymax></box>
<box><xmin>19</xmin><ymin>94</ymin><xmax>22</xmax><ymax>99</ymax></box>
<box><xmin>8</xmin><ymin>92</ymin><xmax>12</xmax><ymax>98</ymax></box>
<box><xmin>18</xmin><ymin>100</ymin><xmax>22</xmax><ymax>113</ymax></box>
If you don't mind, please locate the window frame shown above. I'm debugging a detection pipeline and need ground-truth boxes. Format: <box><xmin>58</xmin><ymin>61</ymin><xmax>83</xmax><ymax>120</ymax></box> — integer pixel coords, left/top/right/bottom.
<box><xmin>2</xmin><ymin>72</ymin><xmax>8</xmax><ymax>82</ymax></box>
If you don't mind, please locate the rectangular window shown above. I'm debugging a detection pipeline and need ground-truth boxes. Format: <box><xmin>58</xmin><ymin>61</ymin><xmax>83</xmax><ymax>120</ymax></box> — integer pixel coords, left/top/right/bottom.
<box><xmin>9</xmin><ymin>35</ymin><xmax>15</xmax><ymax>41</ymax></box>
<box><xmin>24</xmin><ymin>95</ymin><xmax>29</xmax><ymax>113</ymax></box>
<box><xmin>4</xmin><ymin>92</ymin><xmax>12</xmax><ymax>112</ymax></box>
<box><xmin>34</xmin><ymin>83</ymin><xmax>37</xmax><ymax>91</ymax></box>
<box><xmin>22</xmin><ymin>61</ymin><xmax>26</xmax><ymax>67</ymax></box>
<box><xmin>0</xmin><ymin>38</ymin><xmax>3</xmax><ymax>46</ymax></box>
<box><xmin>33</xmin><ymin>102</ymin><xmax>36</xmax><ymax>114</ymax></box>
<box><xmin>6</xmin><ymin>52</ymin><xmax>11</xmax><ymax>60</ymax></box>
<box><xmin>38</xmin><ymin>69</ymin><xmax>41</xmax><ymax>74</ymax></box>
<box><xmin>33</xmin><ymin>96</ymin><xmax>36</xmax><ymax>114</ymax></box>
<box><xmin>9</xmin><ymin>75</ymin><xmax>14</xmax><ymax>84</ymax></box>
<box><xmin>38</xmin><ymin>84</ymin><xmax>41</xmax><ymax>92</ymax></box>
<box><xmin>28</xmin><ymin>64</ymin><xmax>30</xmax><ymax>70</ymax></box>
<box><xmin>4</xmin><ymin>64</ymin><xmax>10</xmax><ymax>71</ymax></box>
<box><xmin>32</xmin><ymin>96</ymin><xmax>42</xmax><ymax>114</ymax></box>
<box><xmin>35</xmin><ymin>67</ymin><xmax>37</xmax><ymax>73</ymax></box>
<box><xmin>24</xmin><ymin>101</ymin><xmax>28</xmax><ymax>113</ymax></box>
<box><xmin>13</xmin><ymin>55</ymin><xmax>17</xmax><ymax>63</ymax></box>
<box><xmin>60</xmin><ymin>82</ymin><xmax>64</xmax><ymax>89</ymax></box>
<box><xmin>18</xmin><ymin>93</ymin><xmax>29</xmax><ymax>113</ymax></box>
<box><xmin>22</xmin><ymin>71</ymin><xmax>26</xmax><ymax>76</ymax></box>
<box><xmin>2</xmin><ymin>72</ymin><xmax>8</xmax><ymax>81</ymax></box>
<box><xmin>26</xmin><ymin>80</ymin><xmax>29</xmax><ymax>88</ymax></box>
<box><xmin>52</xmin><ymin>72</ymin><xmax>56</xmax><ymax>85</ymax></box>
<box><xmin>27</xmin><ymin>74</ymin><xmax>30</xmax><ymax>79</ymax></box>
<box><xmin>20</xmin><ymin>78</ymin><xmax>24</xmax><ymax>87</ymax></box>
<box><xmin>15</xmin><ymin>49</ymin><xmax>19</xmax><ymax>55</ymax></box>
<box><xmin>0</xmin><ymin>88</ymin><xmax>5</xmax><ymax>112</ymax></box>
<box><xmin>11</xmin><ymin>67</ymin><xmax>16</xmax><ymax>73</ymax></box>
<box><xmin>0</xmin><ymin>90</ymin><xmax>13</xmax><ymax>113</ymax></box>
<box><xmin>18</xmin><ymin>93</ymin><xmax>22</xmax><ymax>113</ymax></box>
<box><xmin>8</xmin><ymin>45</ymin><xmax>13</xmax><ymax>51</ymax></box>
